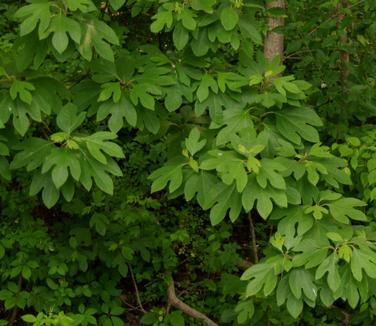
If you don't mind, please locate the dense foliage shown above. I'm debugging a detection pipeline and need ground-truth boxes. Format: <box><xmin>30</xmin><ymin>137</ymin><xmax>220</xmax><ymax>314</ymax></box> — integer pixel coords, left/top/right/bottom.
<box><xmin>0</xmin><ymin>0</ymin><xmax>375</xmax><ymax>325</ymax></box>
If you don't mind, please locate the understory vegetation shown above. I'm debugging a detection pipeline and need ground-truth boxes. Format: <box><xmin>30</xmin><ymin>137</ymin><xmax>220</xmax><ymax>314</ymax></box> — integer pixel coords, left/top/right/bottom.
<box><xmin>0</xmin><ymin>0</ymin><xmax>376</xmax><ymax>325</ymax></box>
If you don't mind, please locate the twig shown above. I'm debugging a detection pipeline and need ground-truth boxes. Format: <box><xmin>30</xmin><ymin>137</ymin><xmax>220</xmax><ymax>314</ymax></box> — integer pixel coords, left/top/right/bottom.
<box><xmin>307</xmin><ymin>0</ymin><xmax>364</xmax><ymax>36</ymax></box>
<box><xmin>248</xmin><ymin>213</ymin><xmax>259</xmax><ymax>263</ymax></box>
<box><xmin>129</xmin><ymin>264</ymin><xmax>146</xmax><ymax>313</ymax></box>
<box><xmin>167</xmin><ymin>280</ymin><xmax>218</xmax><ymax>326</ymax></box>
<box><xmin>120</xmin><ymin>295</ymin><xmax>145</xmax><ymax>312</ymax></box>
<box><xmin>9</xmin><ymin>276</ymin><xmax>22</xmax><ymax>326</ymax></box>
<box><xmin>284</xmin><ymin>49</ymin><xmax>313</xmax><ymax>59</ymax></box>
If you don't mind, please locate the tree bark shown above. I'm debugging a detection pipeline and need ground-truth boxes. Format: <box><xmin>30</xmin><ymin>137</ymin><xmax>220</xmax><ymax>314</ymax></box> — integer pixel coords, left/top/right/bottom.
<box><xmin>264</xmin><ymin>0</ymin><xmax>286</xmax><ymax>62</ymax></box>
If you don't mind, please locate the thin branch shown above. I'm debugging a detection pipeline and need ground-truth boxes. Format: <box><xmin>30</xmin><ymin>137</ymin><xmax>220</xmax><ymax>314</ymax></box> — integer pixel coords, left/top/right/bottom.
<box><xmin>9</xmin><ymin>276</ymin><xmax>22</xmax><ymax>326</ymax></box>
<box><xmin>167</xmin><ymin>280</ymin><xmax>218</xmax><ymax>326</ymax></box>
<box><xmin>307</xmin><ymin>0</ymin><xmax>364</xmax><ymax>36</ymax></box>
<box><xmin>284</xmin><ymin>49</ymin><xmax>313</xmax><ymax>59</ymax></box>
<box><xmin>120</xmin><ymin>295</ymin><xmax>145</xmax><ymax>312</ymax></box>
<box><xmin>129</xmin><ymin>264</ymin><xmax>146</xmax><ymax>313</ymax></box>
<box><xmin>248</xmin><ymin>213</ymin><xmax>259</xmax><ymax>263</ymax></box>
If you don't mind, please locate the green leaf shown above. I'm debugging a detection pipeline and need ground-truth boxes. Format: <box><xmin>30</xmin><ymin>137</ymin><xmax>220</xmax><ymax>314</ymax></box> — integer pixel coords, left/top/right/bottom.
<box><xmin>242</xmin><ymin>178</ymin><xmax>288</xmax><ymax>219</ymax></box>
<box><xmin>42</xmin><ymin>148</ymin><xmax>81</xmax><ymax>188</ymax></box>
<box><xmin>173</xmin><ymin>23</ymin><xmax>189</xmax><ymax>50</ymax></box>
<box><xmin>78</xmin><ymin>18</ymin><xmax>119</xmax><ymax>62</ymax></box>
<box><xmin>220</xmin><ymin>7</ymin><xmax>239</xmax><ymax>31</ymax></box>
<box><xmin>327</xmin><ymin>198</ymin><xmax>367</xmax><ymax>224</ymax></box>
<box><xmin>22</xmin><ymin>315</ymin><xmax>37</xmax><ymax>323</ymax></box>
<box><xmin>149</xmin><ymin>163</ymin><xmax>184</xmax><ymax>193</ymax></box>
<box><xmin>180</xmin><ymin>9</ymin><xmax>196</xmax><ymax>30</ymax></box>
<box><xmin>288</xmin><ymin>269</ymin><xmax>317</xmax><ymax>301</ymax></box>
<box><xmin>275</xmin><ymin>108</ymin><xmax>323</xmax><ymax>144</ymax></box>
<box><xmin>83</xmin><ymin>131</ymin><xmax>124</xmax><ymax>164</ymax></box>
<box><xmin>201</xmin><ymin>150</ymin><xmax>247</xmax><ymax>192</ymax></box>
<box><xmin>10</xmin><ymin>80</ymin><xmax>35</xmax><ymax>104</ymax></box>
<box><xmin>12</xmin><ymin>103</ymin><xmax>31</xmax><ymax>136</ymax></box>
<box><xmin>315</xmin><ymin>254</ymin><xmax>341</xmax><ymax>292</ymax></box>
<box><xmin>216</xmin><ymin>107</ymin><xmax>255</xmax><ymax>146</ymax></box>
<box><xmin>275</xmin><ymin>207</ymin><xmax>314</xmax><ymax>243</ymax></box>
<box><xmin>90</xmin><ymin>213</ymin><xmax>109</xmax><ymax>236</ymax></box>
<box><xmin>276</xmin><ymin>276</ymin><xmax>289</xmax><ymax>306</ymax></box>
<box><xmin>235</xmin><ymin>300</ymin><xmax>254</xmax><ymax>324</ymax></box>
<box><xmin>185</xmin><ymin>128</ymin><xmax>206</xmax><ymax>156</ymax></box>
<box><xmin>209</xmin><ymin>183</ymin><xmax>242</xmax><ymax>224</ymax></box>
<box><xmin>191</xmin><ymin>0</ymin><xmax>216</xmax><ymax>13</ymax></box>
<box><xmin>98</xmin><ymin>82</ymin><xmax>122</xmax><ymax>103</ymax></box>
<box><xmin>167</xmin><ymin>311</ymin><xmax>184</xmax><ymax>326</ymax></box>
<box><xmin>118</xmin><ymin>262</ymin><xmax>128</xmax><ymax>277</ymax></box>
<box><xmin>130</xmin><ymin>85</ymin><xmax>155</xmax><ymax>110</ymax></box>
<box><xmin>138</xmin><ymin>108</ymin><xmax>160</xmax><ymax>134</ymax></box>
<box><xmin>0</xmin><ymin>158</ymin><xmax>11</xmax><ymax>181</ymax></box>
<box><xmin>197</xmin><ymin>74</ymin><xmax>218</xmax><ymax>102</ymax></box>
<box><xmin>286</xmin><ymin>295</ymin><xmax>303</xmax><ymax>319</ymax></box>
<box><xmin>190</xmin><ymin>29</ymin><xmax>210</xmax><ymax>56</ymax></box>
<box><xmin>184</xmin><ymin>172</ymin><xmax>219</xmax><ymax>208</ymax></box>
<box><xmin>241</xmin><ymin>263</ymin><xmax>276</xmax><ymax>297</ymax></box>
<box><xmin>11</xmin><ymin>138</ymin><xmax>52</xmax><ymax>171</ymax></box>
<box><xmin>326</xmin><ymin>232</ymin><xmax>343</xmax><ymax>242</ymax></box>
<box><xmin>97</xmin><ymin>95</ymin><xmax>137</xmax><ymax>132</ymax></box>
<box><xmin>351</xmin><ymin>248</ymin><xmax>376</xmax><ymax>281</ymax></box>
<box><xmin>256</xmin><ymin>159</ymin><xmax>286</xmax><ymax>190</ymax></box>
<box><xmin>61</xmin><ymin>179</ymin><xmax>75</xmax><ymax>202</ymax></box>
<box><xmin>57</xmin><ymin>103</ymin><xmax>86</xmax><ymax>133</ymax></box>
<box><xmin>165</xmin><ymin>87</ymin><xmax>183</xmax><ymax>112</ymax></box>
<box><xmin>65</xmin><ymin>0</ymin><xmax>96</xmax><ymax>12</ymax></box>
<box><xmin>80</xmin><ymin>157</ymin><xmax>119</xmax><ymax>195</ymax></box>
<box><xmin>109</xmin><ymin>0</ymin><xmax>126</xmax><ymax>10</ymax></box>
<box><xmin>51</xmin><ymin>15</ymin><xmax>81</xmax><ymax>53</ymax></box>
<box><xmin>111</xmin><ymin>317</ymin><xmax>124</xmax><ymax>326</ymax></box>
<box><xmin>140</xmin><ymin>312</ymin><xmax>159</xmax><ymax>325</ymax></box>
<box><xmin>238</xmin><ymin>18</ymin><xmax>262</xmax><ymax>44</ymax></box>
<box><xmin>315</xmin><ymin>156</ymin><xmax>352</xmax><ymax>187</ymax></box>
<box><xmin>320</xmin><ymin>286</ymin><xmax>335</xmax><ymax>307</ymax></box>
<box><xmin>15</xmin><ymin>2</ymin><xmax>51</xmax><ymax>37</ymax></box>
<box><xmin>42</xmin><ymin>180</ymin><xmax>60</xmax><ymax>208</ymax></box>
<box><xmin>151</xmin><ymin>10</ymin><xmax>173</xmax><ymax>33</ymax></box>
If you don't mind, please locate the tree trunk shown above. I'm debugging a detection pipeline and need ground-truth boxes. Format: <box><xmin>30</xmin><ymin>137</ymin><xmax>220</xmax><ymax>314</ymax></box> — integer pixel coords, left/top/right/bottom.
<box><xmin>264</xmin><ymin>0</ymin><xmax>286</xmax><ymax>62</ymax></box>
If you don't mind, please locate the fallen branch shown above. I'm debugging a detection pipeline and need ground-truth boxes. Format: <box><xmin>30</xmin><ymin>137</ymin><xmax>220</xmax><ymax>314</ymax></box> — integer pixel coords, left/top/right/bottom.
<box><xmin>167</xmin><ymin>280</ymin><xmax>218</xmax><ymax>326</ymax></box>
